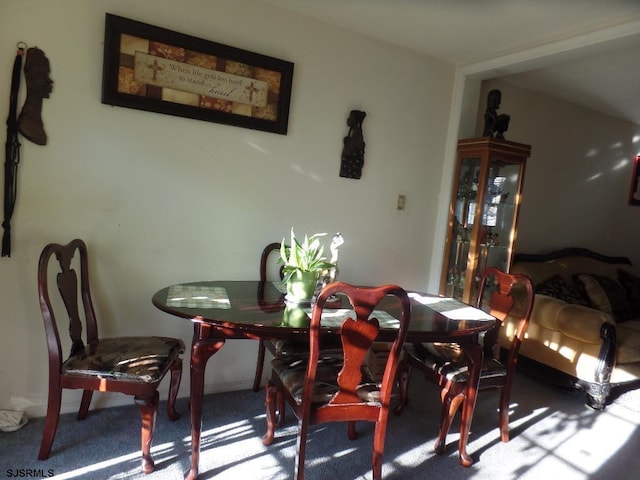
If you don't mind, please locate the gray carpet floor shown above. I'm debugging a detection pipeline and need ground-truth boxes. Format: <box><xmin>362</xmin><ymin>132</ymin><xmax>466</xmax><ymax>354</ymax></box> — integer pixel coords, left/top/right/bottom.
<box><xmin>2</xmin><ymin>371</ymin><xmax>640</xmax><ymax>480</ymax></box>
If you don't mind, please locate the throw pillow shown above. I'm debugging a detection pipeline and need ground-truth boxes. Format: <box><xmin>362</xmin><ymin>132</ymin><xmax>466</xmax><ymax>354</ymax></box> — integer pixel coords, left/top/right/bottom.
<box><xmin>574</xmin><ymin>273</ymin><xmax>633</xmax><ymax>321</ymax></box>
<box><xmin>618</xmin><ymin>269</ymin><xmax>640</xmax><ymax>318</ymax></box>
<box><xmin>535</xmin><ymin>274</ymin><xmax>588</xmax><ymax>305</ymax></box>
<box><xmin>574</xmin><ymin>274</ymin><xmax>611</xmax><ymax>312</ymax></box>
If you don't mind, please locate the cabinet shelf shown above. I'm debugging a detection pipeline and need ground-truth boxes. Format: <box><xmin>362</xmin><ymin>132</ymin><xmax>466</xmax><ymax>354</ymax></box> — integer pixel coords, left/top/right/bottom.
<box><xmin>439</xmin><ymin>137</ymin><xmax>531</xmax><ymax>303</ymax></box>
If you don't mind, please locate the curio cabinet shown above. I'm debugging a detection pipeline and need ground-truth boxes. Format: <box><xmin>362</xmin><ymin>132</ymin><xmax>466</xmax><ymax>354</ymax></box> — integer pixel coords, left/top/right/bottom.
<box><xmin>440</xmin><ymin>137</ymin><xmax>531</xmax><ymax>303</ymax></box>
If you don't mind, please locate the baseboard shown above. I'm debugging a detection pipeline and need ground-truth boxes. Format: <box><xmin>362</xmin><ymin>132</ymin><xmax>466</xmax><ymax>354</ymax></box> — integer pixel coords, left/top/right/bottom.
<box><xmin>22</xmin><ymin>378</ymin><xmax>253</xmax><ymax>419</ymax></box>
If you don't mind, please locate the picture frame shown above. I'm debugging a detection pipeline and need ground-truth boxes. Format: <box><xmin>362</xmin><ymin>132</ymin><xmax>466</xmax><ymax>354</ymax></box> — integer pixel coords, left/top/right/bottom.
<box><xmin>101</xmin><ymin>14</ymin><xmax>294</xmax><ymax>134</ymax></box>
<box><xmin>629</xmin><ymin>155</ymin><xmax>640</xmax><ymax>206</ymax></box>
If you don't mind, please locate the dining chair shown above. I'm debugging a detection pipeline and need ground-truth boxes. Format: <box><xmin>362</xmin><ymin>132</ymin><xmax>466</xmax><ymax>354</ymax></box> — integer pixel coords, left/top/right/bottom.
<box><xmin>262</xmin><ymin>282</ymin><xmax>411</xmax><ymax>480</ymax></box>
<box><xmin>396</xmin><ymin>266</ymin><xmax>534</xmax><ymax>452</ymax></box>
<box><xmin>37</xmin><ymin>238</ymin><xmax>185</xmax><ymax>474</ymax></box>
<box><xmin>253</xmin><ymin>242</ymin><xmax>285</xmax><ymax>391</ymax></box>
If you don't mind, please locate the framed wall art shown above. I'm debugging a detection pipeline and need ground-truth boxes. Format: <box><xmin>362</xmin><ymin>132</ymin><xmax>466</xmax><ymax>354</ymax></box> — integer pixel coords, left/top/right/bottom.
<box><xmin>629</xmin><ymin>155</ymin><xmax>640</xmax><ymax>206</ymax></box>
<box><xmin>101</xmin><ymin>14</ymin><xmax>294</xmax><ymax>134</ymax></box>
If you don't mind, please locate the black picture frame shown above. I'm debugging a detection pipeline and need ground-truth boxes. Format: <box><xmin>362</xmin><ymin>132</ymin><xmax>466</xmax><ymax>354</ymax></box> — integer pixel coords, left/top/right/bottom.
<box><xmin>102</xmin><ymin>14</ymin><xmax>294</xmax><ymax>134</ymax></box>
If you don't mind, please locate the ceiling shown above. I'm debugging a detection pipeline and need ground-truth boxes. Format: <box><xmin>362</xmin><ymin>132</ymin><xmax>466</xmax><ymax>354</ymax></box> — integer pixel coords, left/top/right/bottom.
<box><xmin>259</xmin><ymin>0</ymin><xmax>640</xmax><ymax>126</ymax></box>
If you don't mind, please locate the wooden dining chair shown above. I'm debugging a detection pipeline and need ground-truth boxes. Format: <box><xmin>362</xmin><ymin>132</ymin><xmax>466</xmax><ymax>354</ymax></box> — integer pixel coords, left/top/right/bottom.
<box><xmin>253</xmin><ymin>242</ymin><xmax>286</xmax><ymax>391</ymax></box>
<box><xmin>396</xmin><ymin>267</ymin><xmax>534</xmax><ymax>453</ymax></box>
<box><xmin>262</xmin><ymin>282</ymin><xmax>411</xmax><ymax>480</ymax></box>
<box><xmin>37</xmin><ymin>239</ymin><xmax>185</xmax><ymax>474</ymax></box>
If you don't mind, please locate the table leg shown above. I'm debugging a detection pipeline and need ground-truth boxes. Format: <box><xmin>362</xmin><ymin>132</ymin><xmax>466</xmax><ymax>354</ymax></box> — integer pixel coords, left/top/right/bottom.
<box><xmin>186</xmin><ymin>323</ymin><xmax>226</xmax><ymax>480</ymax></box>
<box><xmin>458</xmin><ymin>342</ymin><xmax>483</xmax><ymax>467</ymax></box>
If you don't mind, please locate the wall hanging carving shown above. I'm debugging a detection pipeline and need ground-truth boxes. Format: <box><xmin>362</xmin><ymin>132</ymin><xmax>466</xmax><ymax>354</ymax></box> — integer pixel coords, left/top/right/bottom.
<box><xmin>339</xmin><ymin>110</ymin><xmax>366</xmax><ymax>179</ymax></box>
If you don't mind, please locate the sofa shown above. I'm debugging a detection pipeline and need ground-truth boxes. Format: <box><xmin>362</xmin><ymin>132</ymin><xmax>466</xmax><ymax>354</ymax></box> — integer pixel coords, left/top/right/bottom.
<box><xmin>497</xmin><ymin>247</ymin><xmax>640</xmax><ymax>409</ymax></box>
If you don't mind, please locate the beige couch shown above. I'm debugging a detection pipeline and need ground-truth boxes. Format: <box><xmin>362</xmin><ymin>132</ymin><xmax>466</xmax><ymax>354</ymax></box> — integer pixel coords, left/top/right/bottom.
<box><xmin>498</xmin><ymin>248</ymin><xmax>640</xmax><ymax>409</ymax></box>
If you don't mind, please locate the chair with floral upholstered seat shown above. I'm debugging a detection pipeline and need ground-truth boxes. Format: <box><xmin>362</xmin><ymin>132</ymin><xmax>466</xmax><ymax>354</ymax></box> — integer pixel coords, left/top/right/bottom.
<box><xmin>262</xmin><ymin>282</ymin><xmax>411</xmax><ymax>480</ymax></box>
<box><xmin>37</xmin><ymin>238</ymin><xmax>184</xmax><ymax>474</ymax></box>
<box><xmin>395</xmin><ymin>267</ymin><xmax>533</xmax><ymax>453</ymax></box>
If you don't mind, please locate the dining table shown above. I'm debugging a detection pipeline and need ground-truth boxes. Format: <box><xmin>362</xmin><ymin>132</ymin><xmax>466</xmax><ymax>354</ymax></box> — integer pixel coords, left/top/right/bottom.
<box><xmin>151</xmin><ymin>280</ymin><xmax>497</xmax><ymax>480</ymax></box>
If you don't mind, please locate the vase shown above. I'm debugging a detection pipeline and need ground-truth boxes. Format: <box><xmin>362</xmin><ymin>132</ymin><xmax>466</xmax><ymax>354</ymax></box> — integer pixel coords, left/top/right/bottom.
<box><xmin>285</xmin><ymin>270</ymin><xmax>318</xmax><ymax>304</ymax></box>
<box><xmin>282</xmin><ymin>303</ymin><xmax>310</xmax><ymax>327</ymax></box>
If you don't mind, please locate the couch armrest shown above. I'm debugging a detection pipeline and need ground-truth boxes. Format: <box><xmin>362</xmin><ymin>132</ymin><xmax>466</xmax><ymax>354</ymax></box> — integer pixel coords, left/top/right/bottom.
<box><xmin>555</xmin><ymin>302</ymin><xmax>613</xmax><ymax>343</ymax></box>
<box><xmin>531</xmin><ymin>294</ymin><xmax>613</xmax><ymax>343</ymax></box>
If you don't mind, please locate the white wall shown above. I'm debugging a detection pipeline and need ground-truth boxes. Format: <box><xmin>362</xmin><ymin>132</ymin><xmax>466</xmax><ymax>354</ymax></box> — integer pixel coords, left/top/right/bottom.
<box><xmin>478</xmin><ymin>79</ymin><xmax>640</xmax><ymax>267</ymax></box>
<box><xmin>0</xmin><ymin>0</ymin><xmax>455</xmax><ymax>416</ymax></box>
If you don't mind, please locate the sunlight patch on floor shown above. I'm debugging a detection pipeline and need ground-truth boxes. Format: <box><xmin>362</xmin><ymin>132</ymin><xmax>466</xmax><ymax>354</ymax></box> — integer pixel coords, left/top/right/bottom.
<box><xmin>199</xmin><ymin>418</ymin><xmax>257</xmax><ymax>442</ymax></box>
<box><xmin>509</xmin><ymin>403</ymin><xmax>638</xmax><ymax>478</ymax></box>
<box><xmin>197</xmin><ymin>419</ymin><xmax>297</xmax><ymax>479</ymax></box>
<box><xmin>390</xmin><ymin>442</ymin><xmax>436</xmax><ymax>468</ymax></box>
<box><xmin>332</xmin><ymin>447</ymin><xmax>358</xmax><ymax>458</ymax></box>
<box><xmin>49</xmin><ymin>441</ymin><xmax>183</xmax><ymax>479</ymax></box>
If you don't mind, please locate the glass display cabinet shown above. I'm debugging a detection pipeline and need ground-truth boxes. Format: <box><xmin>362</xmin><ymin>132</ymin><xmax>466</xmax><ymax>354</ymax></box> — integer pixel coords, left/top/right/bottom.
<box><xmin>440</xmin><ymin>137</ymin><xmax>531</xmax><ymax>303</ymax></box>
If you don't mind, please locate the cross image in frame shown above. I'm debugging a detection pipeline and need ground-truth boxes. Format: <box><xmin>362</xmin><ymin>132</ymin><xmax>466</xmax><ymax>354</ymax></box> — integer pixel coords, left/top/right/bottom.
<box><xmin>101</xmin><ymin>14</ymin><xmax>294</xmax><ymax>135</ymax></box>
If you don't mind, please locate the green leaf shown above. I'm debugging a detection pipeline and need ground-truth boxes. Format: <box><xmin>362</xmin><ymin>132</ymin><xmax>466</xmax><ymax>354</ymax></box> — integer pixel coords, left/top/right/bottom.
<box><xmin>277</xmin><ymin>228</ymin><xmax>332</xmax><ymax>282</ymax></box>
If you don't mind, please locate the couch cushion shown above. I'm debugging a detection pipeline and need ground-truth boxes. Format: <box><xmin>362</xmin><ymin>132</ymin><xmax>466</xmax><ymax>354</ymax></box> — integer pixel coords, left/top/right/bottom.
<box><xmin>618</xmin><ymin>269</ymin><xmax>640</xmax><ymax>317</ymax></box>
<box><xmin>528</xmin><ymin>294</ymin><xmax>567</xmax><ymax>330</ymax></box>
<box><xmin>574</xmin><ymin>273</ymin><xmax>633</xmax><ymax>322</ymax></box>
<box><xmin>535</xmin><ymin>274</ymin><xmax>588</xmax><ymax>305</ymax></box>
<box><xmin>616</xmin><ymin>321</ymin><xmax>640</xmax><ymax>364</ymax></box>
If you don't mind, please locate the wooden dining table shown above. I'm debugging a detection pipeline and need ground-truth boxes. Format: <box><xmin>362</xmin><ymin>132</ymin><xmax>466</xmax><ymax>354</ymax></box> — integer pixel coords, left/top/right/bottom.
<box><xmin>152</xmin><ymin>280</ymin><xmax>496</xmax><ymax>480</ymax></box>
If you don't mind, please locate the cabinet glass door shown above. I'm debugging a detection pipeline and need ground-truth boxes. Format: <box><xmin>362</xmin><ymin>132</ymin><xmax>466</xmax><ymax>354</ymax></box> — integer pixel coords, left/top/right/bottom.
<box><xmin>474</xmin><ymin>160</ymin><xmax>522</xmax><ymax>290</ymax></box>
<box><xmin>444</xmin><ymin>157</ymin><xmax>481</xmax><ymax>299</ymax></box>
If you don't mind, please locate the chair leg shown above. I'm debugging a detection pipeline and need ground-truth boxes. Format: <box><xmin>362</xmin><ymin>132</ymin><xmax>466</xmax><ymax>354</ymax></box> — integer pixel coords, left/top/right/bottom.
<box><xmin>434</xmin><ymin>383</ymin><xmax>464</xmax><ymax>455</ymax></box>
<box><xmin>262</xmin><ymin>381</ymin><xmax>278</xmax><ymax>446</ymax></box>
<box><xmin>134</xmin><ymin>392</ymin><xmax>159</xmax><ymax>475</ymax></box>
<box><xmin>295</xmin><ymin>419</ymin><xmax>309</xmax><ymax>480</ymax></box>
<box><xmin>38</xmin><ymin>386</ymin><xmax>62</xmax><ymax>460</ymax></box>
<box><xmin>394</xmin><ymin>361</ymin><xmax>411</xmax><ymax>415</ymax></box>
<box><xmin>77</xmin><ymin>390</ymin><xmax>93</xmax><ymax>420</ymax></box>
<box><xmin>371</xmin><ymin>415</ymin><xmax>390</xmax><ymax>480</ymax></box>
<box><xmin>276</xmin><ymin>387</ymin><xmax>286</xmax><ymax>427</ymax></box>
<box><xmin>498</xmin><ymin>385</ymin><xmax>511</xmax><ymax>442</ymax></box>
<box><xmin>347</xmin><ymin>421</ymin><xmax>358</xmax><ymax>440</ymax></box>
<box><xmin>253</xmin><ymin>340</ymin><xmax>266</xmax><ymax>392</ymax></box>
<box><xmin>167</xmin><ymin>357</ymin><xmax>183</xmax><ymax>421</ymax></box>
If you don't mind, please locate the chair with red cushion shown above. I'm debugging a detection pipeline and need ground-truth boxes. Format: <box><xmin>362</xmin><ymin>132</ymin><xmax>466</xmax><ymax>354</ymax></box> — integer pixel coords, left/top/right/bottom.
<box><xmin>396</xmin><ymin>267</ymin><xmax>534</xmax><ymax>454</ymax></box>
<box><xmin>37</xmin><ymin>238</ymin><xmax>184</xmax><ymax>474</ymax></box>
<box><xmin>262</xmin><ymin>282</ymin><xmax>411</xmax><ymax>480</ymax></box>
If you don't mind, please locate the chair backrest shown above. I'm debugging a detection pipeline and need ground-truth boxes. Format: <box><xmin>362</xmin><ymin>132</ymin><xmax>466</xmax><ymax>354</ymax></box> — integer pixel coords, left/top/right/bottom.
<box><xmin>260</xmin><ymin>242</ymin><xmax>285</xmax><ymax>282</ymax></box>
<box><xmin>475</xmin><ymin>266</ymin><xmax>534</xmax><ymax>365</ymax></box>
<box><xmin>305</xmin><ymin>282</ymin><xmax>411</xmax><ymax>411</ymax></box>
<box><xmin>257</xmin><ymin>243</ymin><xmax>287</xmax><ymax>312</ymax></box>
<box><xmin>38</xmin><ymin>239</ymin><xmax>97</xmax><ymax>368</ymax></box>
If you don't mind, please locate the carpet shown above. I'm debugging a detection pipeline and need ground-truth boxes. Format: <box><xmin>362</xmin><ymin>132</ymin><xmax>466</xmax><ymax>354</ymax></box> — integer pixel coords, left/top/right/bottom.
<box><xmin>2</xmin><ymin>372</ymin><xmax>640</xmax><ymax>479</ymax></box>
<box><xmin>611</xmin><ymin>386</ymin><xmax>640</xmax><ymax>413</ymax></box>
